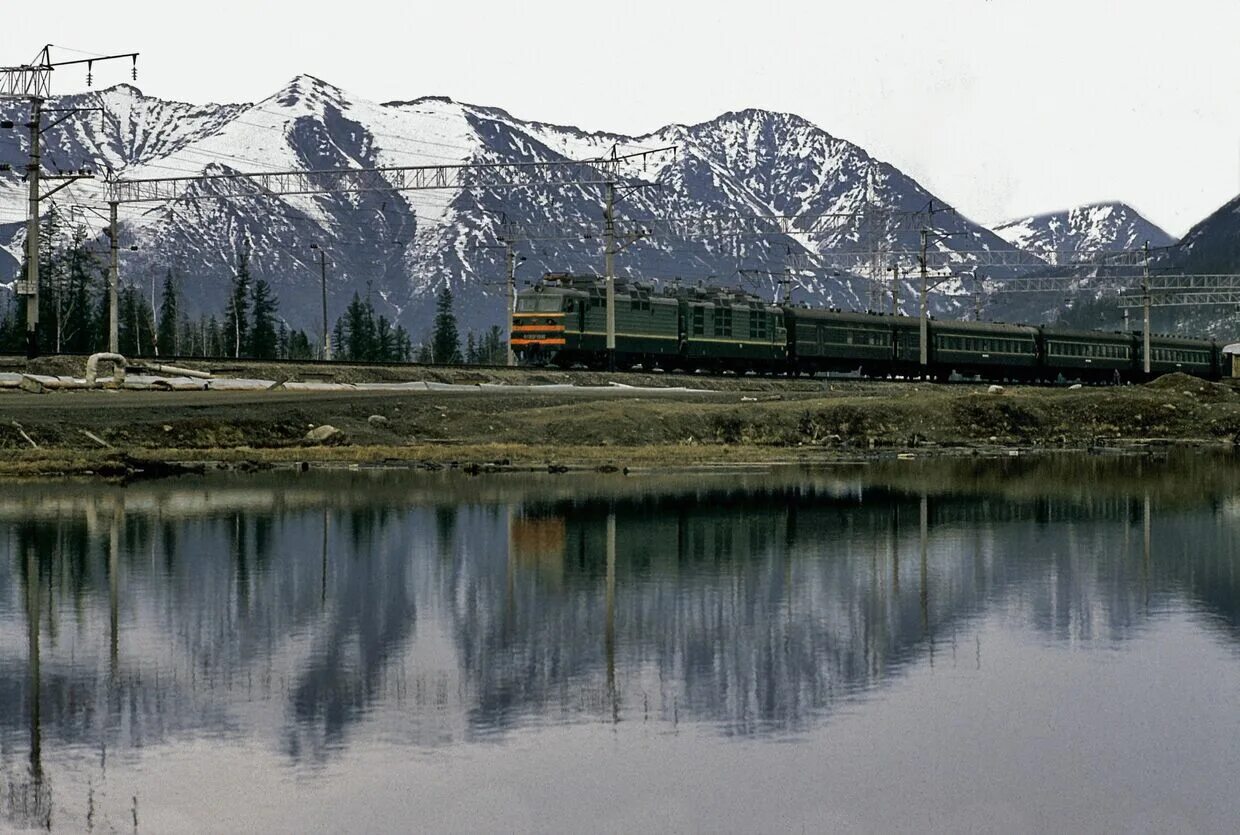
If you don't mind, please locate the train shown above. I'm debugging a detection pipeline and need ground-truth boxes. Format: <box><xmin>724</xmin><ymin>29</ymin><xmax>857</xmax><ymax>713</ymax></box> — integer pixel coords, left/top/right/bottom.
<box><xmin>511</xmin><ymin>274</ymin><xmax>1228</xmax><ymax>382</ymax></box>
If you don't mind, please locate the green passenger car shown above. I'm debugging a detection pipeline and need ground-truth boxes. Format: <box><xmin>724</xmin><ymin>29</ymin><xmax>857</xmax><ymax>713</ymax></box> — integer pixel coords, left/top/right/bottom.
<box><xmin>929</xmin><ymin>320</ymin><xmax>1040</xmax><ymax>377</ymax></box>
<box><xmin>1039</xmin><ymin>327</ymin><xmax>1134</xmax><ymax>380</ymax></box>
<box><xmin>1143</xmin><ymin>333</ymin><xmax>1218</xmax><ymax>378</ymax></box>
<box><xmin>785</xmin><ymin>309</ymin><xmax>899</xmax><ymax>373</ymax></box>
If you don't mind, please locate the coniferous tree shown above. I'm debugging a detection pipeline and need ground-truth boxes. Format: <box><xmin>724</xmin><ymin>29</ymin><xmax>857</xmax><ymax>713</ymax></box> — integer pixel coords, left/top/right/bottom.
<box><xmin>394</xmin><ymin>324</ymin><xmax>413</xmax><ymax>362</ymax></box>
<box><xmin>416</xmin><ymin>341</ymin><xmax>433</xmax><ymax>364</ymax></box>
<box><xmin>376</xmin><ymin>315</ymin><xmax>395</xmax><ymax>361</ymax></box>
<box><xmin>0</xmin><ymin>294</ymin><xmax>23</xmax><ymax>353</ymax></box>
<box><xmin>58</xmin><ymin>225</ymin><xmax>101</xmax><ymax>353</ymax></box>
<box><xmin>431</xmin><ymin>286</ymin><xmax>461</xmax><ymax>364</ymax></box>
<box><xmin>330</xmin><ymin>317</ymin><xmax>345</xmax><ymax>361</ymax></box>
<box><xmin>156</xmin><ymin>270</ymin><xmax>181</xmax><ymax>356</ymax></box>
<box><xmin>35</xmin><ymin>206</ymin><xmax>68</xmax><ymax>352</ymax></box>
<box><xmin>339</xmin><ymin>292</ymin><xmax>366</xmax><ymax>360</ymax></box>
<box><xmin>178</xmin><ymin>311</ymin><xmax>197</xmax><ymax>356</ymax></box>
<box><xmin>484</xmin><ymin>325</ymin><xmax>507</xmax><ymax>365</ymax></box>
<box><xmin>287</xmin><ymin>329</ymin><xmax>314</xmax><ymax>360</ymax></box>
<box><xmin>224</xmin><ymin>248</ymin><xmax>252</xmax><ymax>358</ymax></box>
<box><xmin>206</xmin><ymin>315</ymin><xmax>225</xmax><ymax>358</ymax></box>
<box><xmin>465</xmin><ymin>331</ymin><xmax>478</xmax><ymax>364</ymax></box>
<box><xmin>117</xmin><ymin>282</ymin><xmax>155</xmax><ymax>357</ymax></box>
<box><xmin>249</xmin><ymin>278</ymin><xmax>280</xmax><ymax>359</ymax></box>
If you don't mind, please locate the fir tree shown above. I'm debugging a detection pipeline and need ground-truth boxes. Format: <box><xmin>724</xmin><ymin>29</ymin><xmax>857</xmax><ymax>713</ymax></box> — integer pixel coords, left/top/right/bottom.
<box><xmin>287</xmin><ymin>329</ymin><xmax>314</xmax><ymax>360</ymax></box>
<box><xmin>224</xmin><ymin>248</ymin><xmax>252</xmax><ymax>358</ymax></box>
<box><xmin>431</xmin><ymin>286</ymin><xmax>461</xmax><ymax>364</ymax></box>
<box><xmin>249</xmin><ymin>278</ymin><xmax>280</xmax><ymax>359</ymax></box>
<box><xmin>465</xmin><ymin>331</ymin><xmax>478</xmax><ymax>364</ymax></box>
<box><xmin>118</xmin><ymin>282</ymin><xmax>155</xmax><ymax>357</ymax></box>
<box><xmin>0</xmin><ymin>294</ymin><xmax>23</xmax><ymax>353</ymax></box>
<box><xmin>394</xmin><ymin>325</ymin><xmax>413</xmax><ymax>362</ymax></box>
<box><xmin>330</xmin><ymin>316</ymin><xmax>345</xmax><ymax>361</ymax></box>
<box><xmin>35</xmin><ymin>206</ymin><xmax>67</xmax><ymax>352</ymax></box>
<box><xmin>178</xmin><ymin>312</ymin><xmax>196</xmax><ymax>356</ymax></box>
<box><xmin>156</xmin><ymin>270</ymin><xmax>181</xmax><ymax>356</ymax></box>
<box><xmin>206</xmin><ymin>315</ymin><xmax>225</xmax><ymax>358</ymax></box>
<box><xmin>484</xmin><ymin>325</ymin><xmax>507</xmax><ymax>365</ymax></box>
<box><xmin>376</xmin><ymin>315</ymin><xmax>395</xmax><ymax>361</ymax></box>
<box><xmin>58</xmin><ymin>225</ymin><xmax>101</xmax><ymax>354</ymax></box>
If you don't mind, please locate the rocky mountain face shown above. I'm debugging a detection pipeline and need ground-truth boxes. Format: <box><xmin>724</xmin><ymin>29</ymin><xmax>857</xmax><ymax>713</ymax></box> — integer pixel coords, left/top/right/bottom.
<box><xmin>1163</xmin><ymin>194</ymin><xmax>1240</xmax><ymax>273</ymax></box>
<box><xmin>994</xmin><ymin>202</ymin><xmax>1176</xmax><ymax>264</ymax></box>
<box><xmin>0</xmin><ymin>78</ymin><xmax>1223</xmax><ymax>343</ymax></box>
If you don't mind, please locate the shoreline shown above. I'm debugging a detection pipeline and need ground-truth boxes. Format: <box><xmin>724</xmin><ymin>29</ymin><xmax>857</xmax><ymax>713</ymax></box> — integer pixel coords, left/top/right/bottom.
<box><xmin>3</xmin><ymin>438</ymin><xmax>1236</xmax><ymax>482</ymax></box>
<box><xmin>3</xmin><ymin>363</ymin><xmax>1240</xmax><ymax>480</ymax></box>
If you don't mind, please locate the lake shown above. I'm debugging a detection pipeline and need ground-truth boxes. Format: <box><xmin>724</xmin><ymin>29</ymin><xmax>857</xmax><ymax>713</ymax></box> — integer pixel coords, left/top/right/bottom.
<box><xmin>2</xmin><ymin>455</ymin><xmax>1239</xmax><ymax>833</ymax></box>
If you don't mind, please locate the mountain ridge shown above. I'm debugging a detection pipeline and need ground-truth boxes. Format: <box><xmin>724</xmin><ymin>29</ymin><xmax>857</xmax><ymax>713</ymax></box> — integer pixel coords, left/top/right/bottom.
<box><xmin>994</xmin><ymin>201</ymin><xmax>1176</xmax><ymax>265</ymax></box>
<box><xmin>0</xmin><ymin>78</ymin><xmax>1193</xmax><ymax>342</ymax></box>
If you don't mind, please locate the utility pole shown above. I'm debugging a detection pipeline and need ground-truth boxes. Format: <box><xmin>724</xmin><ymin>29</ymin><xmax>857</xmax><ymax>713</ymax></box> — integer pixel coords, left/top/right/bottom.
<box><xmin>318</xmin><ymin>248</ymin><xmax>330</xmax><ymax>360</ymax></box>
<box><xmin>604</xmin><ymin>169</ymin><xmax>617</xmax><ymax>371</ymax></box>
<box><xmin>107</xmin><ymin>201</ymin><xmax>119</xmax><ymax>353</ymax></box>
<box><xmin>890</xmin><ymin>264</ymin><xmax>899</xmax><ymax>315</ymax></box>
<box><xmin>504</xmin><ymin>240</ymin><xmax>517</xmax><ymax>366</ymax></box>
<box><xmin>592</xmin><ymin>144</ymin><xmax>663</xmax><ymax>371</ymax></box>
<box><xmin>24</xmin><ymin>97</ymin><xmax>41</xmax><ymax>358</ymax></box>
<box><xmin>306</xmin><ymin>243</ymin><xmax>332</xmax><ymax>359</ymax></box>
<box><xmin>1142</xmin><ymin>240</ymin><xmax>1151</xmax><ymax>377</ymax></box>
<box><xmin>919</xmin><ymin>229</ymin><xmax>929</xmax><ymax>369</ymax></box>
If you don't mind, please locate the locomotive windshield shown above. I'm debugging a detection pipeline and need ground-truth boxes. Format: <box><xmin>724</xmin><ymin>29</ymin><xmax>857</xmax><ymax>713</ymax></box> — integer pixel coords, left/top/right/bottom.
<box><xmin>516</xmin><ymin>294</ymin><xmax>565</xmax><ymax>312</ymax></box>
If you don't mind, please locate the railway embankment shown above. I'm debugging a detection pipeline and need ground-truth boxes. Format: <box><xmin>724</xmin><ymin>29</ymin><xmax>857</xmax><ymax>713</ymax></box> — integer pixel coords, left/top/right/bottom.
<box><xmin>2</xmin><ymin>357</ymin><xmax>1239</xmax><ymax>478</ymax></box>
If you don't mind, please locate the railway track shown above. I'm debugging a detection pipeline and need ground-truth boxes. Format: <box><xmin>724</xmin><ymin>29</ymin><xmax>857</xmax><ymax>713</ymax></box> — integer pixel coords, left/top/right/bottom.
<box><xmin>0</xmin><ymin>352</ymin><xmax>1011</xmax><ymax>389</ymax></box>
<box><xmin>2</xmin><ymin>352</ymin><xmax>1206</xmax><ymax>388</ymax></box>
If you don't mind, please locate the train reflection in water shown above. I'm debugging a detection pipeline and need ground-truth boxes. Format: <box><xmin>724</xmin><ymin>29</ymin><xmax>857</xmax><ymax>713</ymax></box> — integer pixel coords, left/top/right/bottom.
<box><xmin>0</xmin><ymin>462</ymin><xmax>1238</xmax><ymax>829</ymax></box>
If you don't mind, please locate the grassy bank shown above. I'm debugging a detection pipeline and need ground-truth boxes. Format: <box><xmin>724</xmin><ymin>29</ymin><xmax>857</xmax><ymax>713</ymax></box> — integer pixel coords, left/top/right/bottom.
<box><xmin>2</xmin><ymin>368</ymin><xmax>1239</xmax><ymax>478</ymax></box>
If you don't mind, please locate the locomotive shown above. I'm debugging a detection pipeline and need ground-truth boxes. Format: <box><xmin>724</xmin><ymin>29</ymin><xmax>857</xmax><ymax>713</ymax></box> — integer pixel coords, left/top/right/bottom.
<box><xmin>511</xmin><ymin>274</ymin><xmax>1226</xmax><ymax>382</ymax></box>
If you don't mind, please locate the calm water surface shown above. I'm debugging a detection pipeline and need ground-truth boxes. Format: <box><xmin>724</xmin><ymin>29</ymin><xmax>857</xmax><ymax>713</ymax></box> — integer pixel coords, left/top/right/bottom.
<box><xmin>2</xmin><ymin>456</ymin><xmax>1240</xmax><ymax>833</ymax></box>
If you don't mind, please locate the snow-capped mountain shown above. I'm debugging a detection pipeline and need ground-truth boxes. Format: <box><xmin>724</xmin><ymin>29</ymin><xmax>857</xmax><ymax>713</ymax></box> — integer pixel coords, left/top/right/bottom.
<box><xmin>1163</xmin><ymin>193</ymin><xmax>1240</xmax><ymax>274</ymax></box>
<box><xmin>994</xmin><ymin>202</ymin><xmax>1176</xmax><ymax>265</ymax></box>
<box><xmin>0</xmin><ymin>78</ymin><xmax>1035</xmax><ymax>340</ymax></box>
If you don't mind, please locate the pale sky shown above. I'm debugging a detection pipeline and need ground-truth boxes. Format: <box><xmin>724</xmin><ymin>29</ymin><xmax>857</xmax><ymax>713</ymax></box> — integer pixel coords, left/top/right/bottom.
<box><xmin>4</xmin><ymin>0</ymin><xmax>1238</xmax><ymax>237</ymax></box>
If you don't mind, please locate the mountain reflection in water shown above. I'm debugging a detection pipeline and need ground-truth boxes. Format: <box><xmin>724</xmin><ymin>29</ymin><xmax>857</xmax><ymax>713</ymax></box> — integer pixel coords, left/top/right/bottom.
<box><xmin>0</xmin><ymin>455</ymin><xmax>1238</xmax><ymax>831</ymax></box>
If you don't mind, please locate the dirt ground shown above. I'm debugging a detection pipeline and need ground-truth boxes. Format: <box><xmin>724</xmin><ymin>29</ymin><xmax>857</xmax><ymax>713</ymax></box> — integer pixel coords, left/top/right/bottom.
<box><xmin>3</xmin><ymin>356</ymin><xmax>1240</xmax><ymax>478</ymax></box>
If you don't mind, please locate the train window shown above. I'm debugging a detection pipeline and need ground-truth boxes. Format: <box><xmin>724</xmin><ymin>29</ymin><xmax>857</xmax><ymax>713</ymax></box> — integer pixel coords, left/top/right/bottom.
<box><xmin>716</xmin><ymin>308</ymin><xmax>733</xmax><ymax>337</ymax></box>
<box><xmin>692</xmin><ymin>308</ymin><xmax>705</xmax><ymax>336</ymax></box>
<box><xmin>517</xmin><ymin>295</ymin><xmax>565</xmax><ymax>312</ymax></box>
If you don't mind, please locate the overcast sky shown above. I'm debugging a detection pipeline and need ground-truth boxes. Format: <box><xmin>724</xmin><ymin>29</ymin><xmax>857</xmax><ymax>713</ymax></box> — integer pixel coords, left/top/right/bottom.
<box><xmin>4</xmin><ymin>0</ymin><xmax>1237</xmax><ymax>236</ymax></box>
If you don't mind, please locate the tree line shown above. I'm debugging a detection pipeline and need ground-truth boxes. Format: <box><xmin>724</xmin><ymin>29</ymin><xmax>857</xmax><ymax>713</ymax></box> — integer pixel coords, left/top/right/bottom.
<box><xmin>0</xmin><ymin>205</ymin><xmax>505</xmax><ymax>364</ymax></box>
